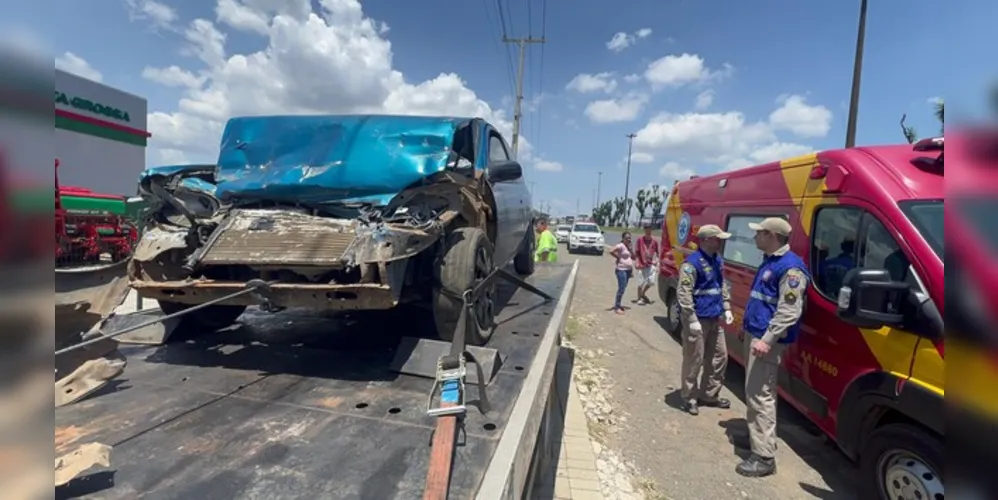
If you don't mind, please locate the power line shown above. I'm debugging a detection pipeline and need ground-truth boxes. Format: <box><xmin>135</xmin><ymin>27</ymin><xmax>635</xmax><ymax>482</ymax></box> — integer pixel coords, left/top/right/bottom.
<box><xmin>482</xmin><ymin>0</ymin><xmax>516</xmax><ymax>99</ymax></box>
<box><xmin>534</xmin><ymin>0</ymin><xmax>548</xmax><ymax>157</ymax></box>
<box><xmin>495</xmin><ymin>0</ymin><xmax>519</xmax><ymax>102</ymax></box>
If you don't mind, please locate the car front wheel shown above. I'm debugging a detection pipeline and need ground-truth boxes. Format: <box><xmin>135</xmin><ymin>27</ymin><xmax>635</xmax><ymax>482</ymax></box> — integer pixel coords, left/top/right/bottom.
<box><xmin>433</xmin><ymin>227</ymin><xmax>496</xmax><ymax>346</ymax></box>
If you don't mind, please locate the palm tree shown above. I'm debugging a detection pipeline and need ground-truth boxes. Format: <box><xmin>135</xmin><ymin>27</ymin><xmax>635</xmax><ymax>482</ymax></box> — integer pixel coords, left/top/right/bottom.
<box><xmin>900</xmin><ymin>99</ymin><xmax>944</xmax><ymax>143</ymax></box>
<box><xmin>934</xmin><ymin>99</ymin><xmax>944</xmax><ymax>134</ymax></box>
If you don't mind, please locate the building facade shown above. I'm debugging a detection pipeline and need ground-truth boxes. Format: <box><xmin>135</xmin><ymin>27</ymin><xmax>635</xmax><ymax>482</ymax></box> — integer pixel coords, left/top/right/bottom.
<box><xmin>55</xmin><ymin>69</ymin><xmax>149</xmax><ymax>196</ymax></box>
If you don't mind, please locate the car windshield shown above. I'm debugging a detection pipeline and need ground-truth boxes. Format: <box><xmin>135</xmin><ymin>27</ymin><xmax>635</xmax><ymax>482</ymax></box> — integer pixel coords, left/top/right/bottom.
<box><xmin>557</xmin><ymin>225</ymin><xmax>571</xmax><ymax>232</ymax></box>
<box><xmin>899</xmin><ymin>200</ymin><xmax>944</xmax><ymax>259</ymax></box>
<box><xmin>573</xmin><ymin>224</ymin><xmax>599</xmax><ymax>233</ymax></box>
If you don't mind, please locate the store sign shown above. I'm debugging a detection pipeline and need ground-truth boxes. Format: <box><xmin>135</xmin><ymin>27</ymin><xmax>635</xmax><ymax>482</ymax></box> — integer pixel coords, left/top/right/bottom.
<box><xmin>54</xmin><ymin>91</ymin><xmax>132</xmax><ymax>123</ymax></box>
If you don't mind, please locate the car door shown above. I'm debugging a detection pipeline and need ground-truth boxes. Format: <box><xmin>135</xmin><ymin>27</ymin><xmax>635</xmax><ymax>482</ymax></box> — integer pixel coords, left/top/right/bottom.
<box><xmin>482</xmin><ymin>125</ymin><xmax>528</xmax><ymax>265</ymax></box>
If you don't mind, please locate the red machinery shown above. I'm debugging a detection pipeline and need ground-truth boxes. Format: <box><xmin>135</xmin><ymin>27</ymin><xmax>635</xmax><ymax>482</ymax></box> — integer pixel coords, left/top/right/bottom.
<box><xmin>55</xmin><ymin>159</ymin><xmax>137</xmax><ymax>265</ymax></box>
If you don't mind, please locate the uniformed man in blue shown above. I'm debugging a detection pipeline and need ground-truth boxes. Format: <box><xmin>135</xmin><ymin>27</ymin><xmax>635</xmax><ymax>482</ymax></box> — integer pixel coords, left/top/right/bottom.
<box><xmin>676</xmin><ymin>225</ymin><xmax>735</xmax><ymax>416</ymax></box>
<box><xmin>737</xmin><ymin>217</ymin><xmax>811</xmax><ymax>478</ymax></box>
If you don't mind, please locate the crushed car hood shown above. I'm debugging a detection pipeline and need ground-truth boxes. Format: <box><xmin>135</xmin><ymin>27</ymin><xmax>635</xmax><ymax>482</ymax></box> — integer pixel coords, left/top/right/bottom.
<box><xmin>214</xmin><ymin>115</ymin><xmax>469</xmax><ymax>206</ymax></box>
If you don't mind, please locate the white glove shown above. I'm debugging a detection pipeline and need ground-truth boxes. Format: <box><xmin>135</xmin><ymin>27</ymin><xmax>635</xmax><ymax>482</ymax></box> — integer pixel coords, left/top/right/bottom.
<box><xmin>689</xmin><ymin>321</ymin><xmax>703</xmax><ymax>334</ymax></box>
<box><xmin>725</xmin><ymin>311</ymin><xmax>734</xmax><ymax>325</ymax></box>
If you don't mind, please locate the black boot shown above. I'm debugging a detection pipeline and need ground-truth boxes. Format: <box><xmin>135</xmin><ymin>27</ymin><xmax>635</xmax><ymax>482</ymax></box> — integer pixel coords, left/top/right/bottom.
<box><xmin>682</xmin><ymin>399</ymin><xmax>699</xmax><ymax>415</ymax></box>
<box><xmin>736</xmin><ymin>454</ymin><xmax>776</xmax><ymax>477</ymax></box>
<box><xmin>698</xmin><ymin>397</ymin><xmax>731</xmax><ymax>409</ymax></box>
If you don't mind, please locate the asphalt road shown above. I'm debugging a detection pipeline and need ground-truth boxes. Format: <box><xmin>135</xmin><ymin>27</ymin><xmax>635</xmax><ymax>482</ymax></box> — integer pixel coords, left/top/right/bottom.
<box><xmin>561</xmin><ymin>248</ymin><xmax>857</xmax><ymax>500</ymax></box>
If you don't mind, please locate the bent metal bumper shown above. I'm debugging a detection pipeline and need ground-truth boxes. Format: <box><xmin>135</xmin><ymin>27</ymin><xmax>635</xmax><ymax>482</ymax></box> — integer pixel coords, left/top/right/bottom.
<box><xmin>132</xmin><ymin>279</ymin><xmax>399</xmax><ymax>310</ymax></box>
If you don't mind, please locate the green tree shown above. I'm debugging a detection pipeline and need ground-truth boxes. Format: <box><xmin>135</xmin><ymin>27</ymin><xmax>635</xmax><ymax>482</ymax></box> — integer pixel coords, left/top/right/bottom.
<box><xmin>901</xmin><ymin>99</ymin><xmax>944</xmax><ymax>143</ymax></box>
<box><xmin>649</xmin><ymin>184</ymin><xmax>665</xmax><ymax>219</ymax></box>
<box><xmin>635</xmin><ymin>189</ymin><xmax>650</xmax><ymax>224</ymax></box>
<box><xmin>611</xmin><ymin>197</ymin><xmax>626</xmax><ymax>227</ymax></box>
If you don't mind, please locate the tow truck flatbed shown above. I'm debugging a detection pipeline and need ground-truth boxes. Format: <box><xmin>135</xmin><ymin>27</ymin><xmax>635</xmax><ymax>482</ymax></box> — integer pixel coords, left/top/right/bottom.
<box><xmin>55</xmin><ymin>262</ymin><xmax>578</xmax><ymax>500</ymax></box>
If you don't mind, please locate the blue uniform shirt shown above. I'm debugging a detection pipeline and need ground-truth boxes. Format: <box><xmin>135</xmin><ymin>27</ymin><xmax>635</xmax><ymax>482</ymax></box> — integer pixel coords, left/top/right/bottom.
<box><xmin>743</xmin><ymin>245</ymin><xmax>811</xmax><ymax>345</ymax></box>
<box><xmin>683</xmin><ymin>248</ymin><xmax>726</xmax><ymax>319</ymax></box>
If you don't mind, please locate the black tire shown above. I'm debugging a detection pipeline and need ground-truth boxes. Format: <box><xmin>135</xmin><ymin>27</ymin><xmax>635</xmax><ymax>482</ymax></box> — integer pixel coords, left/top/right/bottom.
<box><xmin>159</xmin><ymin>300</ymin><xmax>247</xmax><ymax>336</ymax></box>
<box><xmin>433</xmin><ymin>228</ymin><xmax>496</xmax><ymax>346</ymax></box>
<box><xmin>860</xmin><ymin>423</ymin><xmax>944</xmax><ymax>500</ymax></box>
<box><xmin>513</xmin><ymin>229</ymin><xmax>535</xmax><ymax>275</ymax></box>
<box><xmin>661</xmin><ymin>286</ymin><xmax>682</xmax><ymax>337</ymax></box>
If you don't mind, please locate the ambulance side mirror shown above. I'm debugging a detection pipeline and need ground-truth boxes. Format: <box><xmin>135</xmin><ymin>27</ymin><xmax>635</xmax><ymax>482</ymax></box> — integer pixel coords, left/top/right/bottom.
<box><xmin>836</xmin><ymin>268</ymin><xmax>908</xmax><ymax>328</ymax></box>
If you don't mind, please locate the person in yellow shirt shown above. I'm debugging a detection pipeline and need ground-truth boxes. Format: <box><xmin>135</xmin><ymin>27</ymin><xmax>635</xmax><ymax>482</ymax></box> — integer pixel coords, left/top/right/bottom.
<box><xmin>534</xmin><ymin>218</ymin><xmax>559</xmax><ymax>263</ymax></box>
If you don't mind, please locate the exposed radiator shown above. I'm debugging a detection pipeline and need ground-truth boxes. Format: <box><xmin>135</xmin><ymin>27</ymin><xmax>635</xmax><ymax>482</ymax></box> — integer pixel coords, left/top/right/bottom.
<box><xmin>199</xmin><ymin>209</ymin><xmax>357</xmax><ymax>266</ymax></box>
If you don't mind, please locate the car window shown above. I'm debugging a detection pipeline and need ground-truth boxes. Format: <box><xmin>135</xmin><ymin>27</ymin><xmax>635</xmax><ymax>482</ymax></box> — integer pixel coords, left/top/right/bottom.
<box><xmin>723</xmin><ymin>215</ymin><xmax>773</xmax><ymax>268</ymax></box>
<box><xmin>573</xmin><ymin>224</ymin><xmax>599</xmax><ymax>233</ymax></box>
<box><xmin>812</xmin><ymin>207</ymin><xmax>862</xmax><ymax>300</ymax></box>
<box><xmin>488</xmin><ymin>134</ymin><xmax>509</xmax><ymax>163</ymax></box>
<box><xmin>860</xmin><ymin>215</ymin><xmax>920</xmax><ymax>290</ymax></box>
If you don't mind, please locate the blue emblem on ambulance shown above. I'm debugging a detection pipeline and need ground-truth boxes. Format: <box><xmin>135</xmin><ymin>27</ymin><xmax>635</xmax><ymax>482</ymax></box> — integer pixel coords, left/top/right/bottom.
<box><xmin>677</xmin><ymin>212</ymin><xmax>691</xmax><ymax>245</ymax></box>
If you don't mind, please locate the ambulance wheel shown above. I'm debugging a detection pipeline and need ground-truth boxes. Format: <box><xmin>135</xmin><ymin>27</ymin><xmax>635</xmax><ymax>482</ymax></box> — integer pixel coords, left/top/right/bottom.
<box><xmin>433</xmin><ymin>228</ymin><xmax>496</xmax><ymax>346</ymax></box>
<box><xmin>661</xmin><ymin>286</ymin><xmax>682</xmax><ymax>337</ymax></box>
<box><xmin>514</xmin><ymin>229</ymin><xmax>535</xmax><ymax>275</ymax></box>
<box><xmin>158</xmin><ymin>301</ymin><xmax>247</xmax><ymax>336</ymax></box>
<box><xmin>860</xmin><ymin>423</ymin><xmax>944</xmax><ymax>500</ymax></box>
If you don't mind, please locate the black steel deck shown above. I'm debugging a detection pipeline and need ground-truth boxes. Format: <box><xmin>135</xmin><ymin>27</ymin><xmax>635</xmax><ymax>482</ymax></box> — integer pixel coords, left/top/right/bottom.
<box><xmin>55</xmin><ymin>262</ymin><xmax>578</xmax><ymax>500</ymax></box>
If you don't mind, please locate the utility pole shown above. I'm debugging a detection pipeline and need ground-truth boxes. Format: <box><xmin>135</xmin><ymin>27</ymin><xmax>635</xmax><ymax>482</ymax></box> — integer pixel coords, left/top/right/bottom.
<box><xmin>504</xmin><ymin>36</ymin><xmax>546</xmax><ymax>158</ymax></box>
<box><xmin>845</xmin><ymin>0</ymin><xmax>868</xmax><ymax>148</ymax></box>
<box><xmin>623</xmin><ymin>133</ymin><xmax>636</xmax><ymax>228</ymax></box>
<box><xmin>596</xmin><ymin>171</ymin><xmax>603</xmax><ymax>207</ymax></box>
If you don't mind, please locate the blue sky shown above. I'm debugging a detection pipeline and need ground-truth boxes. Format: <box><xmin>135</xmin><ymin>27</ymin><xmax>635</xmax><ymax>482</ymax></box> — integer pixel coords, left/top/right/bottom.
<box><xmin>26</xmin><ymin>0</ymin><xmax>998</xmax><ymax>214</ymax></box>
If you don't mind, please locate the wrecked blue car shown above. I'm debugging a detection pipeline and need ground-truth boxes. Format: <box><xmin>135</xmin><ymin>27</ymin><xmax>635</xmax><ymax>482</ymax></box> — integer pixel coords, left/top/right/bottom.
<box><xmin>129</xmin><ymin>115</ymin><xmax>536</xmax><ymax>345</ymax></box>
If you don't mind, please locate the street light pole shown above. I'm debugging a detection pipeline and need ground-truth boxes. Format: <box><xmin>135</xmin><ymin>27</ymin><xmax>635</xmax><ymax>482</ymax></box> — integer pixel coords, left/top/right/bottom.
<box><xmin>623</xmin><ymin>133</ymin><xmax>636</xmax><ymax>228</ymax></box>
<box><xmin>596</xmin><ymin>171</ymin><xmax>603</xmax><ymax>207</ymax></box>
<box><xmin>845</xmin><ymin>0</ymin><xmax>868</xmax><ymax>148</ymax></box>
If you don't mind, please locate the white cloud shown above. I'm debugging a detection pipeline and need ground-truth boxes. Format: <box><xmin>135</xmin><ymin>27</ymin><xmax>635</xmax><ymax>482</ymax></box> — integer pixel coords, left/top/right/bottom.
<box><xmin>927</xmin><ymin>96</ymin><xmax>943</xmax><ymax>105</ymax></box>
<box><xmin>694</xmin><ymin>89</ymin><xmax>715</xmax><ymax>110</ymax></box>
<box><xmin>768</xmin><ymin>94</ymin><xmax>832</xmax><ymax>138</ymax></box>
<box><xmin>749</xmin><ymin>142</ymin><xmax>815</xmax><ymax>163</ymax></box>
<box><xmin>632</xmin><ymin>99</ymin><xmax>819</xmax><ymax>174</ymax></box>
<box><xmin>644</xmin><ymin>53</ymin><xmax>733</xmax><ymax>90</ymax></box>
<box><xmin>142</xmin><ymin>0</ymin><xmax>556</xmax><ymax>170</ymax></box>
<box><xmin>124</xmin><ymin>0</ymin><xmax>178</xmax><ymax>31</ymax></box>
<box><xmin>142</xmin><ymin>65</ymin><xmax>205</xmax><ymax>88</ymax></box>
<box><xmin>584</xmin><ymin>94</ymin><xmax>648</xmax><ymax>124</ymax></box>
<box><xmin>55</xmin><ymin>52</ymin><xmax>103</xmax><ymax>82</ymax></box>
<box><xmin>659</xmin><ymin>161</ymin><xmax>695</xmax><ymax>180</ymax></box>
<box><xmin>606</xmin><ymin>28</ymin><xmax>653</xmax><ymax>52</ymax></box>
<box><xmin>534</xmin><ymin>159</ymin><xmax>565</xmax><ymax>172</ymax></box>
<box><xmin>622</xmin><ymin>74</ymin><xmax>641</xmax><ymax>84</ymax></box>
<box><xmin>565</xmin><ymin>72</ymin><xmax>617</xmax><ymax>94</ymax></box>
<box><xmin>628</xmin><ymin>151</ymin><xmax>655</xmax><ymax>164</ymax></box>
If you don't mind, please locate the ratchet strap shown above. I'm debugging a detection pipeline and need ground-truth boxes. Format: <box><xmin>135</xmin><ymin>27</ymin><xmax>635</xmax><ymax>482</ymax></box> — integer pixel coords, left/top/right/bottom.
<box><xmin>422</xmin><ymin>267</ymin><xmax>553</xmax><ymax>499</ymax></box>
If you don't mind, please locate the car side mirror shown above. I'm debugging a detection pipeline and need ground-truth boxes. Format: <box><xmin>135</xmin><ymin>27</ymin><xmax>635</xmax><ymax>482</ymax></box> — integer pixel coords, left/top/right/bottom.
<box><xmin>836</xmin><ymin>268</ymin><xmax>909</xmax><ymax>328</ymax></box>
<box><xmin>487</xmin><ymin>160</ymin><xmax>523</xmax><ymax>183</ymax></box>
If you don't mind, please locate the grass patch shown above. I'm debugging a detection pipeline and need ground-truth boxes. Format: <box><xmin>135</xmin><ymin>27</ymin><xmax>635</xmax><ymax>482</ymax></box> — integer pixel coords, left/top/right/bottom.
<box><xmin>563</xmin><ymin>316</ymin><xmax>582</xmax><ymax>342</ymax></box>
<box><xmin>589</xmin><ymin>420</ymin><xmax>610</xmax><ymax>443</ymax></box>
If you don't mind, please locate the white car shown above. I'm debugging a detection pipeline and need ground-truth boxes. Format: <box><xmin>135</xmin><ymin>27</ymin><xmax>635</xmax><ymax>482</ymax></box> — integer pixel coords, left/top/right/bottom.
<box><xmin>567</xmin><ymin>222</ymin><xmax>605</xmax><ymax>255</ymax></box>
<box><xmin>555</xmin><ymin>225</ymin><xmax>572</xmax><ymax>243</ymax></box>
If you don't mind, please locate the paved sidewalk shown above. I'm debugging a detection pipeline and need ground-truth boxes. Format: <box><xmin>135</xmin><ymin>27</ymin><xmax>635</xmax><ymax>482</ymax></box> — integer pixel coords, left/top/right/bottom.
<box><xmin>534</xmin><ymin>348</ymin><xmax>606</xmax><ymax>500</ymax></box>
